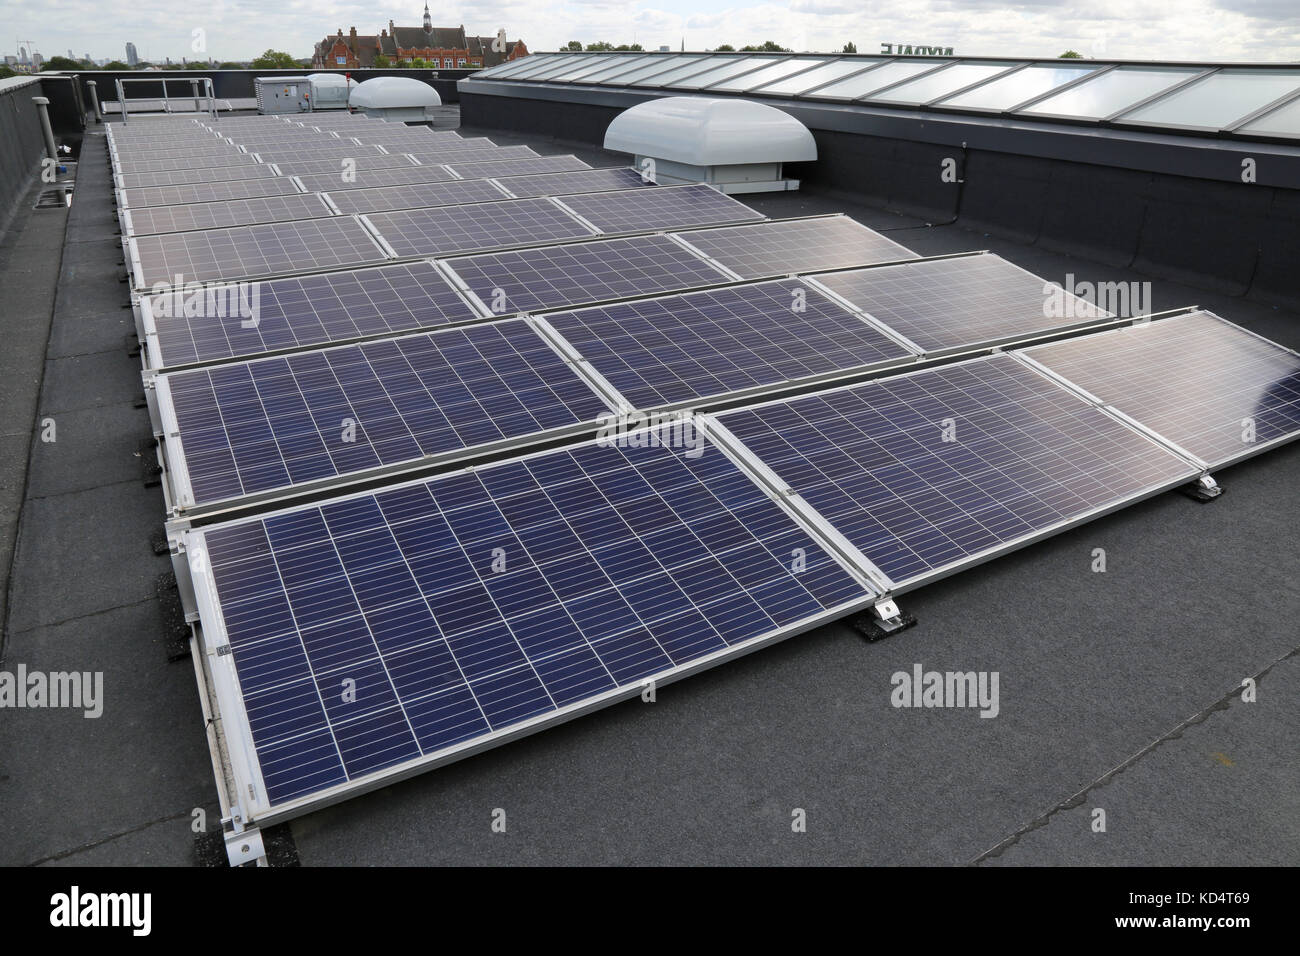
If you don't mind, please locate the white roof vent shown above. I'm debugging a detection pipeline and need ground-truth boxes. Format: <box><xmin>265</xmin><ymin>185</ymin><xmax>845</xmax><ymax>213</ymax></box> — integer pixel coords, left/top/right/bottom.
<box><xmin>603</xmin><ymin>96</ymin><xmax>816</xmax><ymax>192</ymax></box>
<box><xmin>349</xmin><ymin>76</ymin><xmax>441</xmax><ymax>121</ymax></box>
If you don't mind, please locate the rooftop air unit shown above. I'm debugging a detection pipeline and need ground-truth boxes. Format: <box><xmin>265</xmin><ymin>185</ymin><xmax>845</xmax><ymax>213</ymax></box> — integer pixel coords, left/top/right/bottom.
<box><xmin>349</xmin><ymin>76</ymin><xmax>441</xmax><ymax>122</ymax></box>
<box><xmin>306</xmin><ymin>73</ymin><xmax>357</xmax><ymax>111</ymax></box>
<box><xmin>254</xmin><ymin>76</ymin><xmax>311</xmax><ymax>114</ymax></box>
<box><xmin>603</xmin><ymin>96</ymin><xmax>816</xmax><ymax>193</ymax></box>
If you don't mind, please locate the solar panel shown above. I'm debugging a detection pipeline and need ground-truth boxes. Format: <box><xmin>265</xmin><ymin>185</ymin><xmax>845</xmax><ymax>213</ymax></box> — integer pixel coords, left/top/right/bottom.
<box><xmin>543</xmin><ymin>279</ymin><xmax>916</xmax><ymax>411</ymax></box>
<box><xmin>144</xmin><ymin>262</ymin><xmax>481</xmax><ymax>369</ymax></box>
<box><xmin>113</xmin><ymin>152</ymin><xmax>261</xmax><ymax>173</ymax></box>
<box><xmin>676</xmin><ymin>216</ymin><xmax>919</xmax><ymax>279</ymax></box>
<box><xmin>713</xmin><ymin>354</ymin><xmax>1197</xmax><ymax>589</ymax></box>
<box><xmin>443</xmin><ymin>233</ymin><xmax>730</xmax><ymax>315</ymax></box>
<box><xmin>809</xmin><ymin>254</ymin><xmax>1113</xmax><ymax>356</ymax></box>
<box><xmin>441</xmin><ymin>155</ymin><xmax>592</xmax><ymax>180</ymax></box>
<box><xmin>407</xmin><ymin>146</ymin><xmax>540</xmax><ymax>166</ymax></box>
<box><xmin>294</xmin><ymin>165</ymin><xmax>459</xmax><ymax>193</ymax></box>
<box><xmin>269</xmin><ymin>154</ymin><xmax>420</xmax><ymax>176</ymax></box>
<box><xmin>556</xmin><ymin>184</ymin><xmax>765</xmax><ymax>232</ymax></box>
<box><xmin>1022</xmin><ymin>311</ymin><xmax>1300</xmax><ymax>468</ymax></box>
<box><xmin>124</xmin><ymin>194</ymin><xmax>335</xmax><ymax>237</ymax></box>
<box><xmin>159</xmin><ymin>319</ymin><xmax>616</xmax><ymax>509</ymax></box>
<box><xmin>118</xmin><ymin>164</ymin><xmax>280</xmax><ymax>189</ymax></box>
<box><xmin>187</xmin><ymin>424</ymin><xmax>872</xmax><ymax>815</ymax></box>
<box><xmin>492</xmin><ymin>166</ymin><xmax>651</xmax><ymax>199</ymax></box>
<box><xmin>130</xmin><ymin>217</ymin><xmax>390</xmax><ymax>288</ymax></box>
<box><xmin>365</xmin><ymin>198</ymin><xmax>596</xmax><ymax>258</ymax></box>
<box><xmin>254</xmin><ymin>147</ymin><xmax>390</xmax><ymax>164</ymax></box>
<box><xmin>118</xmin><ymin>177</ymin><xmax>304</xmax><ymax>209</ymax></box>
<box><xmin>323</xmin><ymin>179</ymin><xmax>509</xmax><ymax>216</ymax></box>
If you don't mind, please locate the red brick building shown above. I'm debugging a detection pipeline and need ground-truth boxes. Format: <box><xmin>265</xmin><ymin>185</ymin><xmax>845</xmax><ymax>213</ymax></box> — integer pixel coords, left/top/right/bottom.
<box><xmin>313</xmin><ymin>6</ymin><xmax>528</xmax><ymax>70</ymax></box>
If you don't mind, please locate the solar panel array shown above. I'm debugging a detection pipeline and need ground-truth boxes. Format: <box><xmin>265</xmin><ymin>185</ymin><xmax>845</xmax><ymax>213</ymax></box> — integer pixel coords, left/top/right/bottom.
<box><xmin>194</xmin><ymin>429</ymin><xmax>872</xmax><ymax>807</ymax></box>
<box><xmin>678</xmin><ymin>215</ymin><xmax>918</xmax><ymax>279</ymax></box>
<box><xmin>162</xmin><ymin>320</ymin><xmax>615</xmax><ymax>507</ymax></box>
<box><xmin>146</xmin><ymin>262</ymin><xmax>481</xmax><ymax>368</ymax></box>
<box><xmin>132</xmin><ymin>217</ymin><xmax>389</xmax><ymax>287</ymax></box>
<box><xmin>102</xmin><ymin>109</ymin><xmax>1300</xmax><ymax>834</ymax></box>
<box><xmin>1024</xmin><ymin>311</ymin><xmax>1300</xmax><ymax>468</ymax></box>
<box><xmin>542</xmin><ymin>279</ymin><xmax>915</xmax><ymax>409</ymax></box>
<box><xmin>713</xmin><ymin>355</ymin><xmax>1198</xmax><ymax>587</ymax></box>
<box><xmin>366</xmin><ymin>198</ymin><xmax>598</xmax><ymax>258</ymax></box>
<box><xmin>811</xmin><ymin>254</ymin><xmax>1112</xmax><ymax>355</ymax></box>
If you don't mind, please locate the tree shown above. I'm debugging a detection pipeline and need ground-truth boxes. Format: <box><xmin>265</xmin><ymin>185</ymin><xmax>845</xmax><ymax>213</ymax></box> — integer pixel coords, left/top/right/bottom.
<box><xmin>739</xmin><ymin>41</ymin><xmax>789</xmax><ymax>52</ymax></box>
<box><xmin>409</xmin><ymin>57</ymin><xmax>428</xmax><ymax>68</ymax></box>
<box><xmin>250</xmin><ymin>49</ymin><xmax>297</xmax><ymax>69</ymax></box>
<box><xmin>184</xmin><ymin>60</ymin><xmax>210</xmax><ymax>69</ymax></box>
<box><xmin>565</xmin><ymin>40</ymin><xmax>583</xmax><ymax>51</ymax></box>
<box><xmin>842</xmin><ymin>42</ymin><xmax>857</xmax><ymax>54</ymax></box>
<box><xmin>585</xmin><ymin>41</ymin><xmax>614</xmax><ymax>51</ymax></box>
<box><xmin>613</xmin><ymin>44</ymin><xmax>644</xmax><ymax>51</ymax></box>
<box><xmin>1059</xmin><ymin>50</ymin><xmax>1083</xmax><ymax>58</ymax></box>
<box><xmin>0</xmin><ymin>65</ymin><xmax>16</xmax><ymax>79</ymax></box>
<box><xmin>41</xmin><ymin>55</ymin><xmax>86</xmax><ymax>71</ymax></box>
<box><xmin>715</xmin><ymin>44</ymin><xmax>735</xmax><ymax>52</ymax></box>
<box><xmin>218</xmin><ymin>62</ymin><xmax>243</xmax><ymax>69</ymax></box>
<box><xmin>372</xmin><ymin>54</ymin><xmax>391</xmax><ymax>69</ymax></box>
<box><xmin>102</xmin><ymin>60</ymin><xmax>131</xmax><ymax>70</ymax></box>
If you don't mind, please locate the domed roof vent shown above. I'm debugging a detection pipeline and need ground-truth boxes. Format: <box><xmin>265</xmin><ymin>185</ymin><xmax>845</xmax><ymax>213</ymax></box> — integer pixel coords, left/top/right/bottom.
<box><xmin>603</xmin><ymin>96</ymin><xmax>816</xmax><ymax>193</ymax></box>
<box><xmin>349</xmin><ymin>76</ymin><xmax>441</xmax><ymax>121</ymax></box>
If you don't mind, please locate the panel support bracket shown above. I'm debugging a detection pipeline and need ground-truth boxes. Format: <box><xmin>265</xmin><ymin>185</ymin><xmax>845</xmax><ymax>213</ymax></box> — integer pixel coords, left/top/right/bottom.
<box><xmin>225</xmin><ymin>825</ymin><xmax>266</xmax><ymax>867</ymax></box>
<box><xmin>1182</xmin><ymin>473</ymin><xmax>1223</xmax><ymax>502</ymax></box>
<box><xmin>853</xmin><ymin>597</ymin><xmax>917</xmax><ymax>641</ymax></box>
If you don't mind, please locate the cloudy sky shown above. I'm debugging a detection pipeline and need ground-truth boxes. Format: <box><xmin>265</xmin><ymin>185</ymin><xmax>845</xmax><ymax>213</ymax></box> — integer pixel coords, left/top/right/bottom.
<box><xmin>6</xmin><ymin>0</ymin><xmax>1299</xmax><ymax>63</ymax></box>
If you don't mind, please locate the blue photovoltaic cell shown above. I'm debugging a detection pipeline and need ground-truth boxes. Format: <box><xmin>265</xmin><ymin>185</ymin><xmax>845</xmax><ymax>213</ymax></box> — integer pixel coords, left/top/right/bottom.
<box><xmin>147</xmin><ymin>261</ymin><xmax>480</xmax><ymax>368</ymax></box>
<box><xmin>199</xmin><ymin>429</ymin><xmax>870</xmax><ymax>806</ymax></box>
<box><xmin>366</xmin><ymin>198</ymin><xmax>596</xmax><ymax>258</ymax></box>
<box><xmin>677</xmin><ymin>216</ymin><xmax>919</xmax><ymax>280</ymax></box>
<box><xmin>441</xmin><ymin>155</ymin><xmax>592</xmax><ymax>180</ymax></box>
<box><xmin>119</xmin><ymin>178</ymin><xmax>304</xmax><ymax>209</ymax></box>
<box><xmin>118</xmin><ymin>164</ymin><xmax>279</xmax><ymax>189</ymax></box>
<box><xmin>267</xmin><ymin>154</ymin><xmax>421</xmax><ymax>176</ymax></box>
<box><xmin>133</xmin><ymin>217</ymin><xmax>389</xmax><ymax>287</ymax></box>
<box><xmin>165</xmin><ymin>319</ymin><xmax>613</xmax><ymax>505</ymax></box>
<box><xmin>405</xmin><ymin>145</ymin><xmax>540</xmax><ymax>166</ymax></box>
<box><xmin>294</xmin><ymin>165</ymin><xmax>460</xmax><ymax>193</ymax></box>
<box><xmin>323</xmin><ymin>179</ymin><xmax>509</xmax><ymax>216</ymax></box>
<box><xmin>557</xmin><ymin>184</ymin><xmax>764</xmax><ymax>232</ymax></box>
<box><xmin>443</xmin><ymin>233</ymin><xmax>730</xmax><ymax>315</ymax></box>
<box><xmin>811</xmin><ymin>254</ymin><xmax>1111</xmax><ymax>355</ymax></box>
<box><xmin>545</xmin><ymin>279</ymin><xmax>915</xmax><ymax>409</ymax></box>
<box><xmin>717</xmin><ymin>355</ymin><xmax>1197</xmax><ymax>586</ymax></box>
<box><xmin>1025</xmin><ymin>311</ymin><xmax>1300</xmax><ymax>468</ymax></box>
<box><xmin>495</xmin><ymin>166</ymin><xmax>651</xmax><ymax>198</ymax></box>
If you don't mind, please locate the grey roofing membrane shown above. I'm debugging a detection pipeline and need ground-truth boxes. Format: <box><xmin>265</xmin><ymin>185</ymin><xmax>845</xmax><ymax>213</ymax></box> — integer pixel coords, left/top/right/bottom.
<box><xmin>0</xmin><ymin>109</ymin><xmax>1295</xmax><ymax>867</ymax></box>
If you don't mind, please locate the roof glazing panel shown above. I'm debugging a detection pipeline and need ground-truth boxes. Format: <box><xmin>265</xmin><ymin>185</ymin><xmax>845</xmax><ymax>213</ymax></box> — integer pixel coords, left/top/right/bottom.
<box><xmin>938</xmin><ymin>62</ymin><xmax>1099</xmax><ymax>110</ymax></box>
<box><xmin>1020</xmin><ymin>65</ymin><xmax>1203</xmax><ymax>119</ymax></box>
<box><xmin>866</xmin><ymin>61</ymin><xmax>1017</xmax><ymax>104</ymax></box>
<box><xmin>807</xmin><ymin>59</ymin><xmax>942</xmax><ymax>100</ymax></box>
<box><xmin>1117</xmin><ymin>69</ymin><xmax>1300</xmax><ymax>129</ymax></box>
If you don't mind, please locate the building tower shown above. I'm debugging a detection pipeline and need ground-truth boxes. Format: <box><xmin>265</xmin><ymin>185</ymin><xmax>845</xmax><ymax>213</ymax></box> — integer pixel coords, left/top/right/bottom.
<box><xmin>423</xmin><ymin>3</ymin><xmax>432</xmax><ymax>32</ymax></box>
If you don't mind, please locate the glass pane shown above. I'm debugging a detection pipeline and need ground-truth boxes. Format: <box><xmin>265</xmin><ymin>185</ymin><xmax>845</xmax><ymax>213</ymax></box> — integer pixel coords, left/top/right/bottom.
<box><xmin>670</xmin><ymin>56</ymin><xmax>775</xmax><ymax>90</ymax></box>
<box><xmin>808</xmin><ymin>60</ymin><xmax>942</xmax><ymax>99</ymax></box>
<box><xmin>868</xmin><ymin>62</ymin><xmax>1016</xmax><ymax>104</ymax></box>
<box><xmin>555</xmin><ymin>55</ymin><xmax>650</xmax><ymax>82</ymax></box>
<box><xmin>1237</xmin><ymin>96</ymin><xmax>1300</xmax><ymax>137</ymax></box>
<box><xmin>940</xmin><ymin>63</ymin><xmax>1099</xmax><ymax>110</ymax></box>
<box><xmin>1021</xmin><ymin>66</ymin><xmax>1201</xmax><ymax>118</ymax></box>
<box><xmin>482</xmin><ymin>56</ymin><xmax>556</xmax><ymax>79</ymax></box>
<box><xmin>500</xmin><ymin>56</ymin><xmax>572</xmax><ymax>80</ymax></box>
<box><xmin>628</xmin><ymin>56</ymin><xmax>716</xmax><ymax>86</ymax></box>
<box><xmin>710</xmin><ymin>57</ymin><xmax>826</xmax><ymax>92</ymax></box>
<box><xmin>525</xmin><ymin>55</ymin><xmax>605</xmax><ymax>81</ymax></box>
<box><xmin>755</xmin><ymin>58</ymin><xmax>885</xmax><ymax>96</ymax></box>
<box><xmin>632</xmin><ymin>55</ymin><xmax>725</xmax><ymax>86</ymax></box>
<box><xmin>595</xmin><ymin>55</ymin><xmax>699</xmax><ymax>85</ymax></box>
<box><xmin>1119</xmin><ymin>69</ymin><xmax>1300</xmax><ymax>128</ymax></box>
<box><xmin>572</xmin><ymin>55</ymin><xmax>656</xmax><ymax>83</ymax></box>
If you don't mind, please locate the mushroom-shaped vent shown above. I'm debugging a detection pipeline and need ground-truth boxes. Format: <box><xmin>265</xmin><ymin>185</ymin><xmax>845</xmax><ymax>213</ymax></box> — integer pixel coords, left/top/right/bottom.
<box><xmin>604</xmin><ymin>96</ymin><xmax>816</xmax><ymax>167</ymax></box>
<box><xmin>350</xmin><ymin>76</ymin><xmax>442</xmax><ymax>110</ymax></box>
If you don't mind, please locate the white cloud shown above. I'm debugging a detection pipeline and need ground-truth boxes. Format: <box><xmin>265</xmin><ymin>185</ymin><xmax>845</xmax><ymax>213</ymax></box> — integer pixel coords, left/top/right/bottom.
<box><xmin>4</xmin><ymin>0</ymin><xmax>1298</xmax><ymax>62</ymax></box>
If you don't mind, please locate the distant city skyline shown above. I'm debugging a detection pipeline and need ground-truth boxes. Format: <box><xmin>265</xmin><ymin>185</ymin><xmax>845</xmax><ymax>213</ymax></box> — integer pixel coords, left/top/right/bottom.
<box><xmin>5</xmin><ymin>0</ymin><xmax>1300</xmax><ymax>64</ymax></box>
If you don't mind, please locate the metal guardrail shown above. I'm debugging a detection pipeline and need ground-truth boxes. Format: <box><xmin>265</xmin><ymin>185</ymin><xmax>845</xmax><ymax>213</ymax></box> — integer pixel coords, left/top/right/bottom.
<box><xmin>114</xmin><ymin>75</ymin><xmax>217</xmax><ymax>121</ymax></box>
